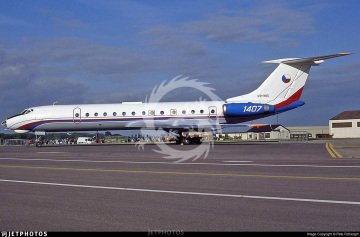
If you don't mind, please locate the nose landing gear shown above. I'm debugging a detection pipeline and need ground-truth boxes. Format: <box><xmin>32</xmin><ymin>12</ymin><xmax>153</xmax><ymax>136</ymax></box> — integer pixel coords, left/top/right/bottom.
<box><xmin>34</xmin><ymin>131</ymin><xmax>46</xmax><ymax>147</ymax></box>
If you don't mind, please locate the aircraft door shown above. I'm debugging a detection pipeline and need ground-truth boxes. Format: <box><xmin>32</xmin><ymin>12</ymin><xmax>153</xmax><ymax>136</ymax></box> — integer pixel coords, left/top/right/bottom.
<box><xmin>73</xmin><ymin>107</ymin><xmax>81</xmax><ymax>124</ymax></box>
<box><xmin>208</xmin><ymin>106</ymin><xmax>217</xmax><ymax>120</ymax></box>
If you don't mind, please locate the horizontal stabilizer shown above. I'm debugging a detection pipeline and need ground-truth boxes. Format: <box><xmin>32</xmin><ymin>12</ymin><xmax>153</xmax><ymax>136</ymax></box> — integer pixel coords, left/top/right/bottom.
<box><xmin>263</xmin><ymin>53</ymin><xmax>353</xmax><ymax>66</ymax></box>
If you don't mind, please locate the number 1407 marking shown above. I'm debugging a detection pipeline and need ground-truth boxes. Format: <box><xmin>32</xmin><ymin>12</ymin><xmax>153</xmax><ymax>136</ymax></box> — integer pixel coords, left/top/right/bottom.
<box><xmin>244</xmin><ymin>105</ymin><xmax>262</xmax><ymax>113</ymax></box>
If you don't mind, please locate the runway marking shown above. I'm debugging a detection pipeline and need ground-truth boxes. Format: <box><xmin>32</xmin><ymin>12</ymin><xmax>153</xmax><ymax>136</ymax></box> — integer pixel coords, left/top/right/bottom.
<box><xmin>326</xmin><ymin>143</ymin><xmax>343</xmax><ymax>158</ymax></box>
<box><xmin>1</xmin><ymin>157</ymin><xmax>360</xmax><ymax>168</ymax></box>
<box><xmin>37</xmin><ymin>152</ymin><xmax>68</xmax><ymax>154</ymax></box>
<box><xmin>326</xmin><ymin>143</ymin><xmax>336</xmax><ymax>158</ymax></box>
<box><xmin>1</xmin><ymin>164</ymin><xmax>360</xmax><ymax>181</ymax></box>
<box><xmin>223</xmin><ymin>161</ymin><xmax>253</xmax><ymax>163</ymax></box>
<box><xmin>1</xmin><ymin>178</ymin><xmax>360</xmax><ymax>205</ymax></box>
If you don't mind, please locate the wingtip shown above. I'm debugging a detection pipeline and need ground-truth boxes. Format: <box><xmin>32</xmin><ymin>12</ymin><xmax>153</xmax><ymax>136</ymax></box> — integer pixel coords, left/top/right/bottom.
<box><xmin>339</xmin><ymin>52</ymin><xmax>354</xmax><ymax>55</ymax></box>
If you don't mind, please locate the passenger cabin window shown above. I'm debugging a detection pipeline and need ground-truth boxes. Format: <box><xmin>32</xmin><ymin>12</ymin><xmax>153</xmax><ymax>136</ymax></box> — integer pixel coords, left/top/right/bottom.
<box><xmin>149</xmin><ymin>110</ymin><xmax>155</xmax><ymax>116</ymax></box>
<box><xmin>113</xmin><ymin>112</ymin><xmax>117</xmax><ymax>116</ymax></box>
<box><xmin>75</xmin><ymin>113</ymin><xmax>80</xmax><ymax>117</ymax></box>
<box><xmin>103</xmin><ymin>112</ymin><xmax>107</xmax><ymax>116</ymax></box>
<box><xmin>142</xmin><ymin>111</ymin><xmax>146</xmax><ymax>115</ymax></box>
<box><xmin>191</xmin><ymin>110</ymin><xmax>195</xmax><ymax>114</ymax></box>
<box><xmin>200</xmin><ymin>110</ymin><xmax>204</xmax><ymax>114</ymax></box>
<box><xmin>132</xmin><ymin>111</ymin><xmax>136</xmax><ymax>116</ymax></box>
<box><xmin>122</xmin><ymin>112</ymin><xmax>126</xmax><ymax>116</ymax></box>
<box><xmin>94</xmin><ymin>112</ymin><xmax>98</xmax><ymax>117</ymax></box>
<box><xmin>85</xmin><ymin>113</ymin><xmax>89</xmax><ymax>117</ymax></box>
<box><xmin>160</xmin><ymin>111</ymin><xmax>164</xmax><ymax>115</ymax></box>
<box><xmin>171</xmin><ymin>109</ymin><xmax>177</xmax><ymax>115</ymax></box>
<box><xmin>182</xmin><ymin>110</ymin><xmax>186</xmax><ymax>114</ymax></box>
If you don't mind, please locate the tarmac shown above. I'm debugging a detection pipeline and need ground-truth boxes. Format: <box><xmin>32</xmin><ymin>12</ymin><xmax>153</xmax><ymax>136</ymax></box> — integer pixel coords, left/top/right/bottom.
<box><xmin>328</xmin><ymin>139</ymin><xmax>360</xmax><ymax>158</ymax></box>
<box><xmin>0</xmin><ymin>139</ymin><xmax>359</xmax><ymax>232</ymax></box>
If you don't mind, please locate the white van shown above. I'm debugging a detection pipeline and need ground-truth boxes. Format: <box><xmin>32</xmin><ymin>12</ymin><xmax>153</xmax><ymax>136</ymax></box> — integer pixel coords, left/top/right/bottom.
<box><xmin>77</xmin><ymin>137</ymin><xmax>95</xmax><ymax>144</ymax></box>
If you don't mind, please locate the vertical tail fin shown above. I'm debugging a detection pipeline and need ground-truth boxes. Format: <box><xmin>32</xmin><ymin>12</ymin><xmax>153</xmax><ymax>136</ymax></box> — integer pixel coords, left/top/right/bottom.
<box><xmin>226</xmin><ymin>53</ymin><xmax>353</xmax><ymax>109</ymax></box>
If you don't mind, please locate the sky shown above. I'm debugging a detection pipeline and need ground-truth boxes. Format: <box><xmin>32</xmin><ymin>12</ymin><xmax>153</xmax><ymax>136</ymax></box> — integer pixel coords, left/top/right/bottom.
<box><xmin>0</xmin><ymin>0</ymin><xmax>359</xmax><ymax>134</ymax></box>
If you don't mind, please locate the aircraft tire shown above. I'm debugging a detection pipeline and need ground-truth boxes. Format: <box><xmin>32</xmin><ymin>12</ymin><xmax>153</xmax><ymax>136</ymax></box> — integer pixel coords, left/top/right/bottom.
<box><xmin>193</xmin><ymin>137</ymin><xmax>202</xmax><ymax>144</ymax></box>
<box><xmin>182</xmin><ymin>137</ymin><xmax>191</xmax><ymax>145</ymax></box>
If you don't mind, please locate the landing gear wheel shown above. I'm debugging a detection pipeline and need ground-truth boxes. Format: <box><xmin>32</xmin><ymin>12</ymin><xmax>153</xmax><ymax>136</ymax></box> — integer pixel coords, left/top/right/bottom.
<box><xmin>193</xmin><ymin>137</ymin><xmax>202</xmax><ymax>144</ymax></box>
<box><xmin>182</xmin><ymin>137</ymin><xmax>191</xmax><ymax>145</ymax></box>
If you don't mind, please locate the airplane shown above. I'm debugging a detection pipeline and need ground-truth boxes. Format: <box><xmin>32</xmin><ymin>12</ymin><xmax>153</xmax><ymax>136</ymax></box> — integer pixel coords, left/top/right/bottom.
<box><xmin>2</xmin><ymin>53</ymin><xmax>353</xmax><ymax>145</ymax></box>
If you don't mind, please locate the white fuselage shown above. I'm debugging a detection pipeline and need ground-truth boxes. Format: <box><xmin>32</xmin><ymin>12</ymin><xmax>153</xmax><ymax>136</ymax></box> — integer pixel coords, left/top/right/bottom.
<box><xmin>4</xmin><ymin>101</ymin><xmax>228</xmax><ymax>133</ymax></box>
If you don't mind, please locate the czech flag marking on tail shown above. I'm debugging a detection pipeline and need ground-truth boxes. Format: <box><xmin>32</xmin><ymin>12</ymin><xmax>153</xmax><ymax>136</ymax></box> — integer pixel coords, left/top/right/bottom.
<box><xmin>282</xmin><ymin>74</ymin><xmax>291</xmax><ymax>83</ymax></box>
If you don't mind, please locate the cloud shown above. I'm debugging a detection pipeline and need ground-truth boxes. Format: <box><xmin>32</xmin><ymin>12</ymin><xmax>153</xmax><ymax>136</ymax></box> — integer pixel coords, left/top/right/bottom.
<box><xmin>34</xmin><ymin>7</ymin><xmax>88</xmax><ymax>29</ymax></box>
<box><xmin>0</xmin><ymin>37</ymin><xmax>124</xmax><ymax>120</ymax></box>
<box><xmin>7</xmin><ymin>37</ymin><xmax>158</xmax><ymax>78</ymax></box>
<box><xmin>185</xmin><ymin>2</ymin><xmax>316</xmax><ymax>46</ymax></box>
<box><xmin>0</xmin><ymin>34</ymin><xmax>218</xmax><ymax>122</ymax></box>
<box><xmin>138</xmin><ymin>24</ymin><xmax>224</xmax><ymax>80</ymax></box>
<box><xmin>141</xmin><ymin>25</ymin><xmax>209</xmax><ymax>57</ymax></box>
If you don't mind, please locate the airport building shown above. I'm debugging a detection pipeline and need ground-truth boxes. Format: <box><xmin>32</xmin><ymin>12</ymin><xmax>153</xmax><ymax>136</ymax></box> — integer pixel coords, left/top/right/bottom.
<box><xmin>216</xmin><ymin>124</ymin><xmax>290</xmax><ymax>141</ymax></box>
<box><xmin>216</xmin><ymin>125</ymin><xmax>331</xmax><ymax>141</ymax></box>
<box><xmin>286</xmin><ymin>126</ymin><xmax>329</xmax><ymax>139</ymax></box>
<box><xmin>245</xmin><ymin>124</ymin><xmax>290</xmax><ymax>140</ymax></box>
<box><xmin>329</xmin><ymin>110</ymin><xmax>360</xmax><ymax>138</ymax></box>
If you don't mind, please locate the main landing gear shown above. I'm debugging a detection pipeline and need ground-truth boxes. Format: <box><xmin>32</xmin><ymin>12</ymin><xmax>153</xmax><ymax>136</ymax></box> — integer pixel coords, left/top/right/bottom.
<box><xmin>175</xmin><ymin>132</ymin><xmax>202</xmax><ymax>145</ymax></box>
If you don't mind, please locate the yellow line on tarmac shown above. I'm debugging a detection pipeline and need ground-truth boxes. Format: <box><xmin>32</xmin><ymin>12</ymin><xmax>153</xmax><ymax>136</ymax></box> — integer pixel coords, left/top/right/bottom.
<box><xmin>329</xmin><ymin>143</ymin><xmax>343</xmax><ymax>158</ymax></box>
<box><xmin>326</xmin><ymin>143</ymin><xmax>343</xmax><ymax>158</ymax></box>
<box><xmin>0</xmin><ymin>164</ymin><xmax>359</xmax><ymax>181</ymax></box>
<box><xmin>326</xmin><ymin>143</ymin><xmax>336</xmax><ymax>158</ymax></box>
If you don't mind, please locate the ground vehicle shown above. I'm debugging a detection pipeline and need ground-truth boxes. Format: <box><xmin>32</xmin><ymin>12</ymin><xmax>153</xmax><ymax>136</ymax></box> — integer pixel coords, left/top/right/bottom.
<box><xmin>77</xmin><ymin>137</ymin><xmax>95</xmax><ymax>144</ymax></box>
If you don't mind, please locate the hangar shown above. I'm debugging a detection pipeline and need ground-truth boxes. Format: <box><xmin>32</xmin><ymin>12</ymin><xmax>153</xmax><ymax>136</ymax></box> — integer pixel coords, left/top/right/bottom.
<box><xmin>329</xmin><ymin>110</ymin><xmax>360</xmax><ymax>138</ymax></box>
<box><xmin>216</xmin><ymin>124</ymin><xmax>290</xmax><ymax>141</ymax></box>
<box><xmin>286</xmin><ymin>126</ymin><xmax>329</xmax><ymax>139</ymax></box>
<box><xmin>246</xmin><ymin>124</ymin><xmax>290</xmax><ymax>140</ymax></box>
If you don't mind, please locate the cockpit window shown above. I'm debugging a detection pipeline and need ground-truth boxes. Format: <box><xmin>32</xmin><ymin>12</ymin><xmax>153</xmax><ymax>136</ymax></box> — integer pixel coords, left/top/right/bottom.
<box><xmin>21</xmin><ymin>109</ymin><xmax>33</xmax><ymax>115</ymax></box>
<box><xmin>5</xmin><ymin>108</ymin><xmax>34</xmax><ymax>120</ymax></box>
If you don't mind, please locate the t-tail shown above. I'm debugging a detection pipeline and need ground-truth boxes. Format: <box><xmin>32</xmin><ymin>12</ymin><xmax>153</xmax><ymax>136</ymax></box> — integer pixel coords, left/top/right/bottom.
<box><xmin>223</xmin><ymin>53</ymin><xmax>353</xmax><ymax>118</ymax></box>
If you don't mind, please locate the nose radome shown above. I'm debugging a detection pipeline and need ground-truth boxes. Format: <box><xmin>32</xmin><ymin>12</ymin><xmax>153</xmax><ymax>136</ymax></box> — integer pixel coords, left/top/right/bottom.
<box><xmin>1</xmin><ymin>120</ymin><xmax>7</xmax><ymax>128</ymax></box>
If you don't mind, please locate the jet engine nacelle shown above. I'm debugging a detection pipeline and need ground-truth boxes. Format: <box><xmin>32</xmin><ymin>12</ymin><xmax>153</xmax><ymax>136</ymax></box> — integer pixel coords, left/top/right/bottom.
<box><xmin>223</xmin><ymin>103</ymin><xmax>275</xmax><ymax>116</ymax></box>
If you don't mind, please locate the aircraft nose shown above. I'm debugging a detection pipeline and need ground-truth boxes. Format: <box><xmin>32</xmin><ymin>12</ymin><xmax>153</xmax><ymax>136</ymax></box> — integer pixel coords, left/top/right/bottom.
<box><xmin>1</xmin><ymin>119</ymin><xmax>7</xmax><ymax>128</ymax></box>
